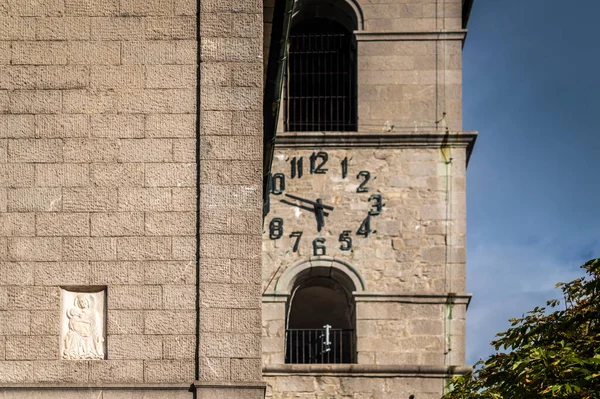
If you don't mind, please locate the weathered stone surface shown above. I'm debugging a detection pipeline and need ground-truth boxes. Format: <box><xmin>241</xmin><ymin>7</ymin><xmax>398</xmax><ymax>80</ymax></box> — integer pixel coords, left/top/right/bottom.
<box><xmin>163</xmin><ymin>335</ymin><xmax>195</xmax><ymax>360</ymax></box>
<box><xmin>108</xmin><ymin>335</ymin><xmax>162</xmax><ymax>360</ymax></box>
<box><xmin>88</xmin><ymin>360</ymin><xmax>144</xmax><ymax>383</ymax></box>
<box><xmin>107</xmin><ymin>310</ymin><xmax>145</xmax><ymax>335</ymax></box>
<box><xmin>36</xmin><ymin>213</ymin><xmax>89</xmax><ymax>236</ymax></box>
<box><xmin>145</xmin><ymin>310</ymin><xmax>195</xmax><ymax>335</ymax></box>
<box><xmin>144</xmin><ymin>360</ymin><xmax>195</xmax><ymax>383</ymax></box>
<box><xmin>34</xmin><ymin>262</ymin><xmax>90</xmax><ymax>285</ymax></box>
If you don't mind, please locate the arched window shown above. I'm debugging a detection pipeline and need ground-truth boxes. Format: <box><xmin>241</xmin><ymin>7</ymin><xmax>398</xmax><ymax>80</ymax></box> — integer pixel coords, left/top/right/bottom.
<box><xmin>286</xmin><ymin>1</ymin><xmax>358</xmax><ymax>132</ymax></box>
<box><xmin>285</xmin><ymin>275</ymin><xmax>356</xmax><ymax>364</ymax></box>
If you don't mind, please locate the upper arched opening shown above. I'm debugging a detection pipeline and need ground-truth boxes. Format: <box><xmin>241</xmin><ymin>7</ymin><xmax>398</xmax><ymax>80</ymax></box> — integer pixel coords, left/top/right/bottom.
<box><xmin>285</xmin><ymin>0</ymin><xmax>360</xmax><ymax>132</ymax></box>
<box><xmin>292</xmin><ymin>0</ymin><xmax>363</xmax><ymax>32</ymax></box>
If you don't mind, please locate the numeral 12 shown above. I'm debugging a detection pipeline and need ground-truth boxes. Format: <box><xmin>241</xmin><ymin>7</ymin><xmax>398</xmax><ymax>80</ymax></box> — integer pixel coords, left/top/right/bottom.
<box><xmin>310</xmin><ymin>152</ymin><xmax>328</xmax><ymax>174</ymax></box>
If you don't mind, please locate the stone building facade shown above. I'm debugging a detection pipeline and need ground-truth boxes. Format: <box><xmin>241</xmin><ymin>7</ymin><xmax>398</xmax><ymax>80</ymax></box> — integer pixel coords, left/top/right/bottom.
<box><xmin>0</xmin><ymin>0</ymin><xmax>475</xmax><ymax>398</ymax></box>
<box><xmin>261</xmin><ymin>0</ymin><xmax>475</xmax><ymax>398</ymax></box>
<box><xmin>0</xmin><ymin>0</ymin><xmax>264</xmax><ymax>398</ymax></box>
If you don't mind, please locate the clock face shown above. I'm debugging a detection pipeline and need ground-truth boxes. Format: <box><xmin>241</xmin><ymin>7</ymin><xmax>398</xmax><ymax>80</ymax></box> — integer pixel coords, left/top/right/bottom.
<box><xmin>265</xmin><ymin>150</ymin><xmax>384</xmax><ymax>257</ymax></box>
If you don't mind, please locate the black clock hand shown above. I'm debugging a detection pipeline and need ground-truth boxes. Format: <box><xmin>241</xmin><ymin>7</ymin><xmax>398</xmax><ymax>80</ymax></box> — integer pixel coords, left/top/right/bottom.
<box><xmin>284</xmin><ymin>193</ymin><xmax>334</xmax><ymax>211</ymax></box>
<box><xmin>315</xmin><ymin>198</ymin><xmax>325</xmax><ymax>232</ymax></box>
<box><xmin>279</xmin><ymin>199</ymin><xmax>331</xmax><ymax>217</ymax></box>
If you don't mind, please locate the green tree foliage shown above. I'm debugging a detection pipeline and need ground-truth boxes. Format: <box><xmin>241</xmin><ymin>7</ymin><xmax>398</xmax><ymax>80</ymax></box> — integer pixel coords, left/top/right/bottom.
<box><xmin>444</xmin><ymin>259</ymin><xmax>600</xmax><ymax>399</ymax></box>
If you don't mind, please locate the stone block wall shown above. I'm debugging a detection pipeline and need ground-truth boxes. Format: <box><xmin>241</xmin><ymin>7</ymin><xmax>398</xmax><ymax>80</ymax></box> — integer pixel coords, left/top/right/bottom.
<box><xmin>0</xmin><ymin>0</ymin><xmax>266</xmax><ymax>395</ymax></box>
<box><xmin>360</xmin><ymin>0</ymin><xmax>463</xmax><ymax>32</ymax></box>
<box><xmin>357</xmin><ymin>38</ymin><xmax>463</xmax><ymax>133</ymax></box>
<box><xmin>0</xmin><ymin>0</ymin><xmax>198</xmax><ymax>385</ymax></box>
<box><xmin>265</xmin><ymin>374</ymin><xmax>447</xmax><ymax>399</ymax></box>
<box><xmin>356</xmin><ymin>0</ymin><xmax>464</xmax><ymax>133</ymax></box>
<box><xmin>197</xmin><ymin>0</ymin><xmax>265</xmax><ymax>392</ymax></box>
<box><xmin>355</xmin><ymin>300</ymin><xmax>467</xmax><ymax>366</ymax></box>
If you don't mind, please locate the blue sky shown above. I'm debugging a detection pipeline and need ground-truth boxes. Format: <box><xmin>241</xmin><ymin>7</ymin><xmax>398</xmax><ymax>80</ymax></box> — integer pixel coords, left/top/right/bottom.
<box><xmin>463</xmin><ymin>0</ymin><xmax>600</xmax><ymax>363</ymax></box>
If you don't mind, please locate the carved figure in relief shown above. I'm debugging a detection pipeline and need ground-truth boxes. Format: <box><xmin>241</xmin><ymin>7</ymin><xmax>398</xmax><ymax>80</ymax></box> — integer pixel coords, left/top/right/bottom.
<box><xmin>63</xmin><ymin>294</ymin><xmax>104</xmax><ymax>360</ymax></box>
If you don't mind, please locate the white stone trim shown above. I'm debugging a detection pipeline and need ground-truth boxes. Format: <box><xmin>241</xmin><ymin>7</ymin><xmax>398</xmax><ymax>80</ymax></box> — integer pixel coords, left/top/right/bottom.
<box><xmin>354</xmin><ymin>292</ymin><xmax>472</xmax><ymax>306</ymax></box>
<box><xmin>263</xmin><ymin>364</ymin><xmax>472</xmax><ymax>377</ymax></box>
<box><xmin>272</xmin><ymin>256</ymin><xmax>366</xmax><ymax>294</ymax></box>
<box><xmin>344</xmin><ymin>0</ymin><xmax>364</xmax><ymax>31</ymax></box>
<box><xmin>354</xmin><ymin>30</ymin><xmax>467</xmax><ymax>42</ymax></box>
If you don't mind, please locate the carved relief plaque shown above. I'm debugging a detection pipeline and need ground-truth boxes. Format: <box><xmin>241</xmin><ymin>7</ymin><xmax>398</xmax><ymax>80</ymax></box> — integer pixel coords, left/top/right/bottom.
<box><xmin>60</xmin><ymin>288</ymin><xmax>106</xmax><ymax>360</ymax></box>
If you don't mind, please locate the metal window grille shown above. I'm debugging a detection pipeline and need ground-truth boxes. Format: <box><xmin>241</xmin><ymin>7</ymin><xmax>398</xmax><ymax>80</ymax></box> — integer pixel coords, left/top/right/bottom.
<box><xmin>285</xmin><ymin>328</ymin><xmax>356</xmax><ymax>364</ymax></box>
<box><xmin>286</xmin><ymin>21</ymin><xmax>357</xmax><ymax>132</ymax></box>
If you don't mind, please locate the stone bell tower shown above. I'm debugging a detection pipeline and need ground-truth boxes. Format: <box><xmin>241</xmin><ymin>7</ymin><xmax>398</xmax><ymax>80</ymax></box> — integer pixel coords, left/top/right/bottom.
<box><xmin>262</xmin><ymin>0</ymin><xmax>476</xmax><ymax>397</ymax></box>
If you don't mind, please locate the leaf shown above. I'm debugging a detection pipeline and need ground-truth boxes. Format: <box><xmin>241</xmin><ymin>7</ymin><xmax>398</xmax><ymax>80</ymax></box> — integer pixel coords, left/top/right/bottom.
<box><xmin>442</xmin><ymin>259</ymin><xmax>600</xmax><ymax>399</ymax></box>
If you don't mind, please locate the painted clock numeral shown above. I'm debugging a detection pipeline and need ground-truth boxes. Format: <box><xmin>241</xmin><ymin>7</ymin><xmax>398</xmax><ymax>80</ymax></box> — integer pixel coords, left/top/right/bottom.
<box><xmin>290</xmin><ymin>231</ymin><xmax>303</xmax><ymax>252</ymax></box>
<box><xmin>310</xmin><ymin>152</ymin><xmax>328</xmax><ymax>174</ymax></box>
<box><xmin>356</xmin><ymin>215</ymin><xmax>371</xmax><ymax>237</ymax></box>
<box><xmin>271</xmin><ymin>173</ymin><xmax>285</xmax><ymax>195</ymax></box>
<box><xmin>369</xmin><ymin>194</ymin><xmax>383</xmax><ymax>215</ymax></box>
<box><xmin>357</xmin><ymin>171</ymin><xmax>371</xmax><ymax>193</ymax></box>
<box><xmin>269</xmin><ymin>218</ymin><xmax>284</xmax><ymax>239</ymax></box>
<box><xmin>290</xmin><ymin>157</ymin><xmax>303</xmax><ymax>179</ymax></box>
<box><xmin>339</xmin><ymin>230</ymin><xmax>352</xmax><ymax>251</ymax></box>
<box><xmin>313</xmin><ymin>237</ymin><xmax>326</xmax><ymax>256</ymax></box>
<box><xmin>341</xmin><ymin>157</ymin><xmax>348</xmax><ymax>179</ymax></box>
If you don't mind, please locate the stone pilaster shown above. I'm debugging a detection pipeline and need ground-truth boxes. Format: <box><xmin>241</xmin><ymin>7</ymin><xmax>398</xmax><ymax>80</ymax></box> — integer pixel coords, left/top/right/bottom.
<box><xmin>197</xmin><ymin>0</ymin><xmax>265</xmax><ymax>397</ymax></box>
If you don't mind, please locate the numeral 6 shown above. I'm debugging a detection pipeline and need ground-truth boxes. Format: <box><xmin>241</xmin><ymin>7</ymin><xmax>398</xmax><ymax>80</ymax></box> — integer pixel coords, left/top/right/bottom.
<box><xmin>312</xmin><ymin>237</ymin><xmax>326</xmax><ymax>256</ymax></box>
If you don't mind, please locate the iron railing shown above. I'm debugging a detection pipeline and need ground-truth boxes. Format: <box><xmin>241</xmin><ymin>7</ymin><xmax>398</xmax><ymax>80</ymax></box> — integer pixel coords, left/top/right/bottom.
<box><xmin>285</xmin><ymin>327</ymin><xmax>355</xmax><ymax>364</ymax></box>
<box><xmin>286</xmin><ymin>28</ymin><xmax>357</xmax><ymax>132</ymax></box>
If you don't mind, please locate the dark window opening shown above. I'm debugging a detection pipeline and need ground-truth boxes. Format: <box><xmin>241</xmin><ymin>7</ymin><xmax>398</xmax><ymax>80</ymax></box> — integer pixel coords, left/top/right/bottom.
<box><xmin>285</xmin><ymin>277</ymin><xmax>356</xmax><ymax>364</ymax></box>
<box><xmin>286</xmin><ymin>19</ymin><xmax>357</xmax><ymax>132</ymax></box>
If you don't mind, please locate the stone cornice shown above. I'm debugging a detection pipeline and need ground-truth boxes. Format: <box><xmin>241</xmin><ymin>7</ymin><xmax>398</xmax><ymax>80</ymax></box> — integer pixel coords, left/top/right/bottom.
<box><xmin>354</xmin><ymin>30</ymin><xmax>467</xmax><ymax>42</ymax></box>
<box><xmin>275</xmin><ymin>131</ymin><xmax>477</xmax><ymax>149</ymax></box>
<box><xmin>264</xmin><ymin>291</ymin><xmax>473</xmax><ymax>307</ymax></box>
<box><xmin>263</xmin><ymin>364</ymin><xmax>472</xmax><ymax>377</ymax></box>
<box><xmin>275</xmin><ymin>131</ymin><xmax>478</xmax><ymax>164</ymax></box>
<box><xmin>0</xmin><ymin>384</ymin><xmax>192</xmax><ymax>390</ymax></box>
<box><xmin>194</xmin><ymin>381</ymin><xmax>267</xmax><ymax>390</ymax></box>
<box><xmin>262</xmin><ymin>291</ymin><xmax>290</xmax><ymax>302</ymax></box>
<box><xmin>354</xmin><ymin>292</ymin><xmax>472</xmax><ymax>307</ymax></box>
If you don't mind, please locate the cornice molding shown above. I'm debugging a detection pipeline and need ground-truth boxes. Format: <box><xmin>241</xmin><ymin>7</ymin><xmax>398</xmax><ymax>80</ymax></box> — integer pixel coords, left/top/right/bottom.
<box><xmin>0</xmin><ymin>384</ymin><xmax>191</xmax><ymax>390</ymax></box>
<box><xmin>275</xmin><ymin>131</ymin><xmax>478</xmax><ymax>165</ymax></box>
<box><xmin>354</xmin><ymin>292</ymin><xmax>472</xmax><ymax>306</ymax></box>
<box><xmin>264</xmin><ymin>291</ymin><xmax>473</xmax><ymax>307</ymax></box>
<box><xmin>275</xmin><ymin>131</ymin><xmax>477</xmax><ymax>149</ymax></box>
<box><xmin>354</xmin><ymin>30</ymin><xmax>467</xmax><ymax>42</ymax></box>
<box><xmin>194</xmin><ymin>381</ymin><xmax>267</xmax><ymax>390</ymax></box>
<box><xmin>263</xmin><ymin>364</ymin><xmax>472</xmax><ymax>377</ymax></box>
